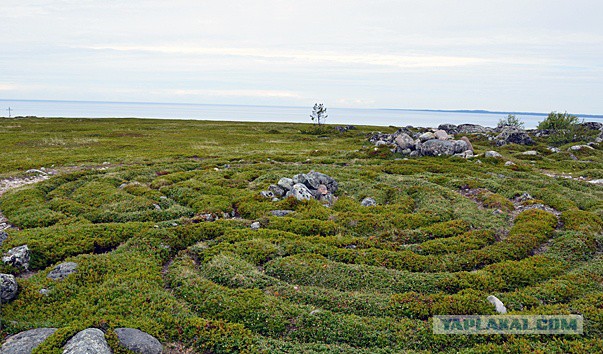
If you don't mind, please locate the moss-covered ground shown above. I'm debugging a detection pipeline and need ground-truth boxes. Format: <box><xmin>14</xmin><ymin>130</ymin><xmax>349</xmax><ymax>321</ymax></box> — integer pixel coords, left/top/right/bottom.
<box><xmin>1</xmin><ymin>117</ymin><xmax>602</xmax><ymax>353</ymax></box>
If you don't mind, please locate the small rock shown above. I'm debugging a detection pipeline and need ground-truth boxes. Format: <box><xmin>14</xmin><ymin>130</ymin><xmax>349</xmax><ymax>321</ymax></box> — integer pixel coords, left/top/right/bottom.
<box><xmin>268</xmin><ymin>184</ymin><xmax>285</xmax><ymax>197</ymax></box>
<box><xmin>63</xmin><ymin>328</ymin><xmax>111</xmax><ymax>354</ymax></box>
<box><xmin>2</xmin><ymin>245</ymin><xmax>30</xmax><ymax>270</ymax></box>
<box><xmin>486</xmin><ymin>295</ymin><xmax>507</xmax><ymax>314</ymax></box>
<box><xmin>420</xmin><ymin>139</ymin><xmax>455</xmax><ymax>156</ymax></box>
<box><xmin>360</xmin><ymin>197</ymin><xmax>377</xmax><ymax>207</ymax></box>
<box><xmin>114</xmin><ymin>328</ymin><xmax>163</xmax><ymax>354</ymax></box>
<box><xmin>47</xmin><ymin>262</ymin><xmax>78</xmax><ymax>281</ymax></box>
<box><xmin>0</xmin><ymin>328</ymin><xmax>57</xmax><ymax>354</ymax></box>
<box><xmin>270</xmin><ymin>210</ymin><xmax>294</xmax><ymax>217</ymax></box>
<box><xmin>260</xmin><ymin>190</ymin><xmax>275</xmax><ymax>199</ymax></box>
<box><xmin>569</xmin><ymin>145</ymin><xmax>594</xmax><ymax>151</ymax></box>
<box><xmin>250</xmin><ymin>222</ymin><xmax>261</xmax><ymax>230</ymax></box>
<box><xmin>485</xmin><ymin>151</ymin><xmax>503</xmax><ymax>158</ymax></box>
<box><xmin>0</xmin><ymin>273</ymin><xmax>18</xmax><ymax>301</ymax></box>
<box><xmin>40</xmin><ymin>288</ymin><xmax>50</xmax><ymax>296</ymax></box>
<box><xmin>0</xmin><ymin>230</ymin><xmax>7</xmax><ymax>246</ymax></box>
<box><xmin>521</xmin><ymin>150</ymin><xmax>539</xmax><ymax>156</ymax></box>
<box><xmin>317</xmin><ymin>184</ymin><xmax>329</xmax><ymax>195</ymax></box>
<box><xmin>153</xmin><ymin>204</ymin><xmax>161</xmax><ymax>210</ymax></box>
<box><xmin>504</xmin><ymin>161</ymin><xmax>516</xmax><ymax>166</ymax></box>
<box><xmin>271</xmin><ymin>197</ymin><xmax>279</xmax><ymax>202</ymax></box>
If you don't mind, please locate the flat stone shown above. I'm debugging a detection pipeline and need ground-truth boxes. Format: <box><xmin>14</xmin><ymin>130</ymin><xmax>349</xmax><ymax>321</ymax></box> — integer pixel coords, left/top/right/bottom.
<box><xmin>114</xmin><ymin>328</ymin><xmax>162</xmax><ymax>354</ymax></box>
<box><xmin>63</xmin><ymin>328</ymin><xmax>111</xmax><ymax>354</ymax></box>
<box><xmin>47</xmin><ymin>262</ymin><xmax>78</xmax><ymax>280</ymax></box>
<box><xmin>0</xmin><ymin>328</ymin><xmax>57</xmax><ymax>354</ymax></box>
<box><xmin>485</xmin><ymin>151</ymin><xmax>503</xmax><ymax>158</ymax></box>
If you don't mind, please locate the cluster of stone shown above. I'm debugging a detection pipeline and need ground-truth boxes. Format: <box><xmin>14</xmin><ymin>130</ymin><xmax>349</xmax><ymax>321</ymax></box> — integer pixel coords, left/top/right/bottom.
<box><xmin>261</xmin><ymin>171</ymin><xmax>338</xmax><ymax>205</ymax></box>
<box><xmin>369</xmin><ymin>127</ymin><xmax>474</xmax><ymax>157</ymax></box>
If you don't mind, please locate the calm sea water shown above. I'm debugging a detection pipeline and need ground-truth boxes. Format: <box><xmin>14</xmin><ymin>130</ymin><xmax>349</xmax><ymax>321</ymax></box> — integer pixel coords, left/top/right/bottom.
<box><xmin>1</xmin><ymin>99</ymin><xmax>602</xmax><ymax>129</ymax></box>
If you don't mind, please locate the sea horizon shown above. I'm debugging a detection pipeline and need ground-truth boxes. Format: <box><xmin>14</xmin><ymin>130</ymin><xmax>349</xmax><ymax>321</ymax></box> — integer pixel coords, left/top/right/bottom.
<box><xmin>2</xmin><ymin>98</ymin><xmax>603</xmax><ymax>129</ymax></box>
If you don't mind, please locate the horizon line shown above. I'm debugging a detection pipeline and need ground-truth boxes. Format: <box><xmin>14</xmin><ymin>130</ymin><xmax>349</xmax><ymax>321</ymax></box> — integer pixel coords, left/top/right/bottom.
<box><xmin>1</xmin><ymin>98</ymin><xmax>602</xmax><ymax>119</ymax></box>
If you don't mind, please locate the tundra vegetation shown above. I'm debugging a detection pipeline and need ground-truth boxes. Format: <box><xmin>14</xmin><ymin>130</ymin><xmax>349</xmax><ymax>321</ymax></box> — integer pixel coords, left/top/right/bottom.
<box><xmin>0</xmin><ymin>117</ymin><xmax>602</xmax><ymax>353</ymax></box>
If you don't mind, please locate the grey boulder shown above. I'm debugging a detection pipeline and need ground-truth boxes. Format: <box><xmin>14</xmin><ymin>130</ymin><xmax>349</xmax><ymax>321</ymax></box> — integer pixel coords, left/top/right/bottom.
<box><xmin>63</xmin><ymin>328</ymin><xmax>111</xmax><ymax>354</ymax></box>
<box><xmin>0</xmin><ymin>328</ymin><xmax>57</xmax><ymax>354</ymax></box>
<box><xmin>277</xmin><ymin>177</ymin><xmax>294</xmax><ymax>191</ymax></box>
<box><xmin>47</xmin><ymin>262</ymin><xmax>78</xmax><ymax>281</ymax></box>
<box><xmin>2</xmin><ymin>245</ymin><xmax>30</xmax><ymax>270</ymax></box>
<box><xmin>0</xmin><ymin>231</ymin><xmax>7</xmax><ymax>247</ymax></box>
<box><xmin>301</xmin><ymin>171</ymin><xmax>338</xmax><ymax>193</ymax></box>
<box><xmin>394</xmin><ymin>133</ymin><xmax>414</xmax><ymax>150</ymax></box>
<box><xmin>0</xmin><ymin>273</ymin><xmax>18</xmax><ymax>301</ymax></box>
<box><xmin>495</xmin><ymin>127</ymin><xmax>534</xmax><ymax>146</ymax></box>
<box><xmin>420</xmin><ymin>140</ymin><xmax>455</xmax><ymax>156</ymax></box>
<box><xmin>291</xmin><ymin>183</ymin><xmax>314</xmax><ymax>201</ymax></box>
<box><xmin>485</xmin><ymin>151</ymin><xmax>503</xmax><ymax>158</ymax></box>
<box><xmin>114</xmin><ymin>328</ymin><xmax>162</xmax><ymax>354</ymax></box>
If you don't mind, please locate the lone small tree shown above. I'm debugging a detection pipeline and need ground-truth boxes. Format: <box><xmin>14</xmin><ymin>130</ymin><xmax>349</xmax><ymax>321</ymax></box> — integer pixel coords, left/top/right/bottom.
<box><xmin>310</xmin><ymin>103</ymin><xmax>328</xmax><ymax>126</ymax></box>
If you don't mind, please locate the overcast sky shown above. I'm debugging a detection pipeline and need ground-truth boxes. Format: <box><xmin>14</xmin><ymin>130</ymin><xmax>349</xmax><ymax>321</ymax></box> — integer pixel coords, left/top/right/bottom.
<box><xmin>1</xmin><ymin>1</ymin><xmax>602</xmax><ymax>113</ymax></box>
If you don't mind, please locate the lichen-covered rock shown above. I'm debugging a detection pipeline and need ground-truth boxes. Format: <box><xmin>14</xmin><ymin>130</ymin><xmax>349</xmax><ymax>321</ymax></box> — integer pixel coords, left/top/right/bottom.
<box><xmin>291</xmin><ymin>183</ymin><xmax>314</xmax><ymax>201</ymax></box>
<box><xmin>63</xmin><ymin>328</ymin><xmax>111</xmax><ymax>354</ymax></box>
<box><xmin>419</xmin><ymin>139</ymin><xmax>455</xmax><ymax>156</ymax></box>
<box><xmin>418</xmin><ymin>132</ymin><xmax>436</xmax><ymax>142</ymax></box>
<box><xmin>250</xmin><ymin>222</ymin><xmax>261</xmax><ymax>230</ymax></box>
<box><xmin>0</xmin><ymin>231</ymin><xmax>7</xmax><ymax>247</ymax></box>
<box><xmin>457</xmin><ymin>124</ymin><xmax>489</xmax><ymax>134</ymax></box>
<box><xmin>452</xmin><ymin>140</ymin><xmax>469</xmax><ymax>154</ymax></box>
<box><xmin>260</xmin><ymin>190</ymin><xmax>275</xmax><ymax>199</ymax></box>
<box><xmin>495</xmin><ymin>126</ymin><xmax>534</xmax><ymax>146</ymax></box>
<box><xmin>521</xmin><ymin>150</ymin><xmax>539</xmax><ymax>156</ymax></box>
<box><xmin>301</xmin><ymin>171</ymin><xmax>338</xmax><ymax>193</ymax></box>
<box><xmin>277</xmin><ymin>177</ymin><xmax>294</xmax><ymax>191</ymax></box>
<box><xmin>0</xmin><ymin>273</ymin><xmax>18</xmax><ymax>301</ymax></box>
<box><xmin>268</xmin><ymin>184</ymin><xmax>285</xmax><ymax>197</ymax></box>
<box><xmin>438</xmin><ymin>123</ymin><xmax>458</xmax><ymax>135</ymax></box>
<box><xmin>2</xmin><ymin>245</ymin><xmax>30</xmax><ymax>270</ymax></box>
<box><xmin>485</xmin><ymin>151</ymin><xmax>503</xmax><ymax>158</ymax></box>
<box><xmin>0</xmin><ymin>328</ymin><xmax>57</xmax><ymax>354</ymax></box>
<box><xmin>361</xmin><ymin>197</ymin><xmax>377</xmax><ymax>207</ymax></box>
<box><xmin>270</xmin><ymin>210</ymin><xmax>294</xmax><ymax>217</ymax></box>
<box><xmin>460</xmin><ymin>136</ymin><xmax>474</xmax><ymax>152</ymax></box>
<box><xmin>394</xmin><ymin>133</ymin><xmax>414</xmax><ymax>150</ymax></box>
<box><xmin>434</xmin><ymin>130</ymin><xmax>449</xmax><ymax>140</ymax></box>
<box><xmin>114</xmin><ymin>328</ymin><xmax>163</xmax><ymax>354</ymax></box>
<box><xmin>47</xmin><ymin>262</ymin><xmax>78</xmax><ymax>281</ymax></box>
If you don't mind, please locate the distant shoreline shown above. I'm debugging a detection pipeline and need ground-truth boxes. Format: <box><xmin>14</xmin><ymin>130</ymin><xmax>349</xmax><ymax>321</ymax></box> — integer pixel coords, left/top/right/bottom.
<box><xmin>2</xmin><ymin>98</ymin><xmax>603</xmax><ymax>119</ymax></box>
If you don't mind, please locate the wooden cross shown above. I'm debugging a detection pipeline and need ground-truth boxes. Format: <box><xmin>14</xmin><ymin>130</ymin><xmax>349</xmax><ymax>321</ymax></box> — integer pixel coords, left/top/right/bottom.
<box><xmin>6</xmin><ymin>107</ymin><xmax>12</xmax><ymax>118</ymax></box>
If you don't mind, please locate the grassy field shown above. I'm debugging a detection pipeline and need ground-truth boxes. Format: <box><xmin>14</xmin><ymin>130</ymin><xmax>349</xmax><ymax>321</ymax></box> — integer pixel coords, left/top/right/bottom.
<box><xmin>1</xmin><ymin>117</ymin><xmax>602</xmax><ymax>353</ymax></box>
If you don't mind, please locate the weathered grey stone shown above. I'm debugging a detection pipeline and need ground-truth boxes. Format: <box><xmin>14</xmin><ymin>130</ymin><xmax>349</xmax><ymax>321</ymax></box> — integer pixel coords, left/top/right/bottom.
<box><xmin>0</xmin><ymin>273</ymin><xmax>18</xmax><ymax>302</ymax></box>
<box><xmin>0</xmin><ymin>231</ymin><xmax>7</xmax><ymax>247</ymax></box>
<box><xmin>291</xmin><ymin>183</ymin><xmax>314</xmax><ymax>201</ymax></box>
<box><xmin>457</xmin><ymin>124</ymin><xmax>489</xmax><ymax>134</ymax></box>
<box><xmin>418</xmin><ymin>132</ymin><xmax>436</xmax><ymax>142</ymax></box>
<box><xmin>547</xmin><ymin>147</ymin><xmax>560</xmax><ymax>153</ymax></box>
<box><xmin>268</xmin><ymin>184</ymin><xmax>285</xmax><ymax>197</ymax></box>
<box><xmin>485</xmin><ymin>151</ymin><xmax>503</xmax><ymax>158</ymax></box>
<box><xmin>2</xmin><ymin>245</ymin><xmax>30</xmax><ymax>270</ymax></box>
<box><xmin>521</xmin><ymin>150</ymin><xmax>539</xmax><ymax>156</ymax></box>
<box><xmin>438</xmin><ymin>123</ymin><xmax>458</xmax><ymax>135</ymax></box>
<box><xmin>360</xmin><ymin>197</ymin><xmax>377</xmax><ymax>207</ymax></box>
<box><xmin>394</xmin><ymin>133</ymin><xmax>414</xmax><ymax>150</ymax></box>
<box><xmin>63</xmin><ymin>328</ymin><xmax>111</xmax><ymax>354</ymax></box>
<box><xmin>487</xmin><ymin>295</ymin><xmax>507</xmax><ymax>314</ymax></box>
<box><xmin>317</xmin><ymin>193</ymin><xmax>335</xmax><ymax>206</ymax></box>
<box><xmin>452</xmin><ymin>140</ymin><xmax>469</xmax><ymax>154</ymax></box>
<box><xmin>277</xmin><ymin>177</ymin><xmax>294</xmax><ymax>191</ymax></box>
<box><xmin>114</xmin><ymin>328</ymin><xmax>162</xmax><ymax>354</ymax></box>
<box><xmin>434</xmin><ymin>130</ymin><xmax>449</xmax><ymax>140</ymax></box>
<box><xmin>419</xmin><ymin>139</ymin><xmax>455</xmax><ymax>156</ymax></box>
<box><xmin>260</xmin><ymin>190</ymin><xmax>275</xmax><ymax>199</ymax></box>
<box><xmin>460</xmin><ymin>136</ymin><xmax>474</xmax><ymax>152</ymax></box>
<box><xmin>270</xmin><ymin>210</ymin><xmax>294</xmax><ymax>217</ymax></box>
<box><xmin>0</xmin><ymin>328</ymin><xmax>57</xmax><ymax>354</ymax></box>
<box><xmin>250</xmin><ymin>222</ymin><xmax>261</xmax><ymax>230</ymax></box>
<box><xmin>504</xmin><ymin>161</ymin><xmax>516</xmax><ymax>166</ymax></box>
<box><xmin>302</xmin><ymin>171</ymin><xmax>338</xmax><ymax>193</ymax></box>
<box><xmin>495</xmin><ymin>126</ymin><xmax>534</xmax><ymax>146</ymax></box>
<box><xmin>47</xmin><ymin>262</ymin><xmax>78</xmax><ymax>281</ymax></box>
<box><xmin>568</xmin><ymin>145</ymin><xmax>594</xmax><ymax>151</ymax></box>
